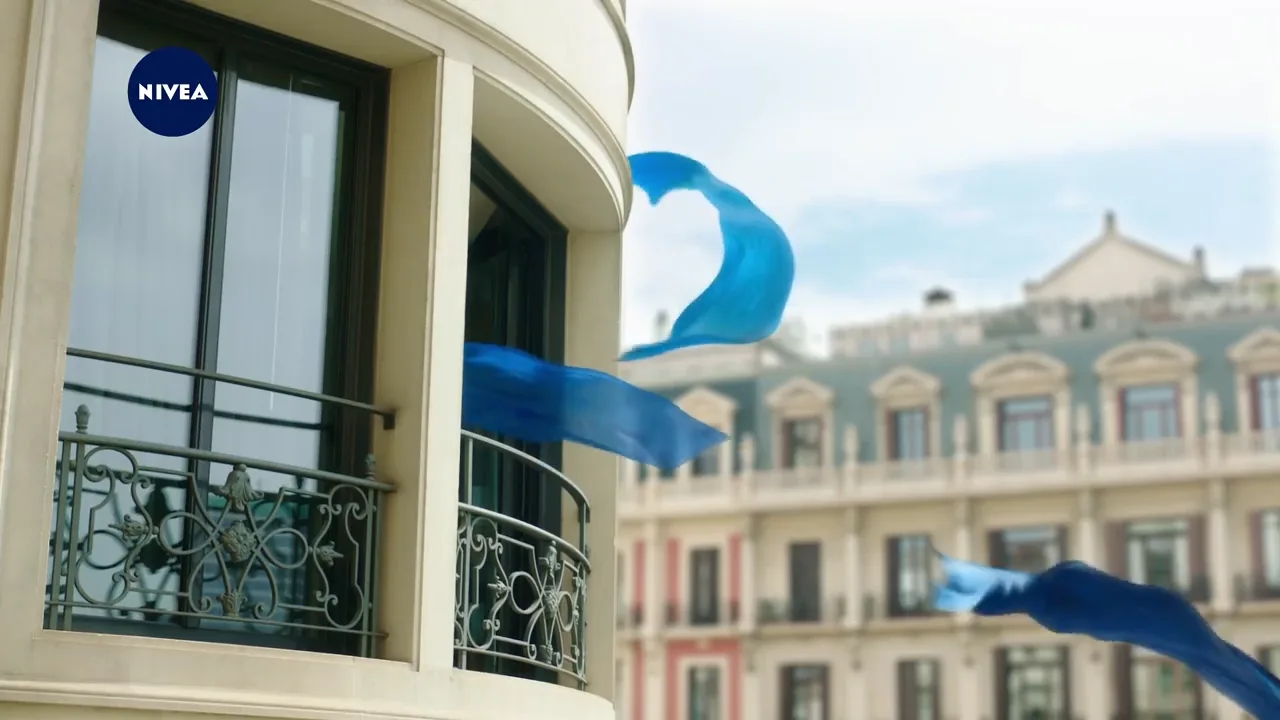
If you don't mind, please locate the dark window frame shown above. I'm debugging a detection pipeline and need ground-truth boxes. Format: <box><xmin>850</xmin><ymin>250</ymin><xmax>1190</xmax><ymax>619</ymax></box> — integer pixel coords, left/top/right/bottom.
<box><xmin>686</xmin><ymin>664</ymin><xmax>723</xmax><ymax>720</ymax></box>
<box><xmin>689</xmin><ymin>547</ymin><xmax>721</xmax><ymax>626</ymax></box>
<box><xmin>886</xmin><ymin>534</ymin><xmax>933</xmax><ymax>617</ymax></box>
<box><xmin>1120</xmin><ymin>383</ymin><xmax>1181</xmax><ymax>442</ymax></box>
<box><xmin>896</xmin><ymin>658</ymin><xmax>941</xmax><ymax>720</ymax></box>
<box><xmin>1251</xmin><ymin>372</ymin><xmax>1280</xmax><ymax>432</ymax></box>
<box><xmin>781</xmin><ymin>417</ymin><xmax>824</xmax><ymax>469</ymax></box>
<box><xmin>996</xmin><ymin>395</ymin><xmax>1055</xmax><ymax>452</ymax></box>
<box><xmin>787</xmin><ymin>541</ymin><xmax>822</xmax><ymax>622</ymax></box>
<box><xmin>995</xmin><ymin>645</ymin><xmax>1071</xmax><ymax>720</ymax></box>
<box><xmin>781</xmin><ymin>664</ymin><xmax>830</xmax><ymax>720</ymax></box>
<box><xmin>51</xmin><ymin>0</ymin><xmax>389</xmax><ymax>656</ymax></box>
<box><xmin>988</xmin><ymin>525</ymin><xmax>1067</xmax><ymax>574</ymax></box>
<box><xmin>887</xmin><ymin>406</ymin><xmax>929</xmax><ymax>461</ymax></box>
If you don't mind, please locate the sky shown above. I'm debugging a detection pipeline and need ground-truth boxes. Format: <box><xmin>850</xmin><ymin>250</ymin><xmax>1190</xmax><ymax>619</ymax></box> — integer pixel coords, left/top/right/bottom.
<box><xmin>620</xmin><ymin>0</ymin><xmax>1280</xmax><ymax>353</ymax></box>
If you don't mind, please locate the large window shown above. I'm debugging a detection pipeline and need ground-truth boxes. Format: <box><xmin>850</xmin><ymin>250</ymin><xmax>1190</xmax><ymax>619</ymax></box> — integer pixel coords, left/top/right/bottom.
<box><xmin>687</xmin><ymin>666</ymin><xmax>723</xmax><ymax>720</ymax></box>
<box><xmin>997</xmin><ymin>396</ymin><xmax>1054</xmax><ymax>452</ymax></box>
<box><xmin>1124</xmin><ymin>648</ymin><xmax>1201</xmax><ymax>719</ymax></box>
<box><xmin>47</xmin><ymin>0</ymin><xmax>387</xmax><ymax>656</ymax></box>
<box><xmin>782</xmin><ymin>417</ymin><xmax>824</xmax><ymax>469</ymax></box>
<box><xmin>781</xmin><ymin>665</ymin><xmax>829</xmax><ymax>720</ymax></box>
<box><xmin>990</xmin><ymin>526</ymin><xmax>1065</xmax><ymax>574</ymax></box>
<box><xmin>787</xmin><ymin>541</ymin><xmax>822</xmax><ymax>622</ymax></box>
<box><xmin>896</xmin><ymin>659</ymin><xmax>940</xmax><ymax>720</ymax></box>
<box><xmin>690</xmin><ymin>547</ymin><xmax>721</xmax><ymax>625</ymax></box>
<box><xmin>1121</xmin><ymin>384</ymin><xmax>1181</xmax><ymax>441</ymax></box>
<box><xmin>1123</xmin><ymin>518</ymin><xmax>1206</xmax><ymax>600</ymax></box>
<box><xmin>1252</xmin><ymin>373</ymin><xmax>1280</xmax><ymax>431</ymax></box>
<box><xmin>887</xmin><ymin>534</ymin><xmax>933</xmax><ymax>617</ymax></box>
<box><xmin>996</xmin><ymin>646</ymin><xmax>1070</xmax><ymax>720</ymax></box>
<box><xmin>1254</xmin><ymin>510</ymin><xmax>1280</xmax><ymax>598</ymax></box>
<box><xmin>692</xmin><ymin>445</ymin><xmax>720</xmax><ymax>476</ymax></box>
<box><xmin>888</xmin><ymin>407</ymin><xmax>929</xmax><ymax>461</ymax></box>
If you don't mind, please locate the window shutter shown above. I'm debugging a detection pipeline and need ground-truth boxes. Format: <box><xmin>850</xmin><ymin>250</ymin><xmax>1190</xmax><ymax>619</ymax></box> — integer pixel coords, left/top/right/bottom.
<box><xmin>1112</xmin><ymin>643</ymin><xmax>1133</xmax><ymax>717</ymax></box>
<box><xmin>1106</xmin><ymin>521</ymin><xmax>1129</xmax><ymax>578</ymax></box>
<box><xmin>1187</xmin><ymin>514</ymin><xmax>1206</xmax><ymax>599</ymax></box>
<box><xmin>930</xmin><ymin>659</ymin><xmax>941</xmax><ymax>720</ymax></box>
<box><xmin>886</xmin><ymin>536</ymin><xmax>900</xmax><ymax>615</ymax></box>
<box><xmin>987</xmin><ymin>529</ymin><xmax>1006</xmax><ymax>567</ymax></box>
<box><xmin>1056</xmin><ymin>524</ymin><xmax>1070</xmax><ymax>564</ymax></box>
<box><xmin>820</xmin><ymin>665</ymin><xmax>831</xmax><ymax>720</ymax></box>
<box><xmin>1252</xmin><ymin>375</ymin><xmax>1262</xmax><ymax>431</ymax></box>
<box><xmin>922</xmin><ymin>408</ymin><xmax>931</xmax><ymax>456</ymax></box>
<box><xmin>896</xmin><ymin>661</ymin><xmax>918</xmax><ymax>720</ymax></box>
<box><xmin>782</xmin><ymin>421</ymin><xmax>794</xmax><ymax>469</ymax></box>
<box><xmin>1172</xmin><ymin>381</ymin><xmax>1183</xmax><ymax>437</ymax></box>
<box><xmin>1251</xmin><ymin>511</ymin><xmax>1266</xmax><ymax>597</ymax></box>
<box><xmin>779</xmin><ymin>667</ymin><xmax>793</xmax><ymax>720</ymax></box>
<box><xmin>993</xmin><ymin>649</ymin><xmax>1008</xmax><ymax>720</ymax></box>
<box><xmin>886</xmin><ymin>411</ymin><xmax>898</xmax><ymax>461</ymax></box>
<box><xmin>1060</xmin><ymin>645</ymin><xmax>1073</xmax><ymax>719</ymax></box>
<box><xmin>1117</xmin><ymin>389</ymin><xmax>1127</xmax><ymax>442</ymax></box>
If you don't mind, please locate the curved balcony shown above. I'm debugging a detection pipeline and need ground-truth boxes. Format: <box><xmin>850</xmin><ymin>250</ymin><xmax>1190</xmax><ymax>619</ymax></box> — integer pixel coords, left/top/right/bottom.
<box><xmin>456</xmin><ymin>430</ymin><xmax>593</xmax><ymax>688</ymax></box>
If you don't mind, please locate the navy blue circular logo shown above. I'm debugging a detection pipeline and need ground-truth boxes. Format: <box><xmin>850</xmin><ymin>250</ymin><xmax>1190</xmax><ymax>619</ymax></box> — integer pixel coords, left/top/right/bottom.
<box><xmin>127</xmin><ymin>47</ymin><xmax>217</xmax><ymax>138</ymax></box>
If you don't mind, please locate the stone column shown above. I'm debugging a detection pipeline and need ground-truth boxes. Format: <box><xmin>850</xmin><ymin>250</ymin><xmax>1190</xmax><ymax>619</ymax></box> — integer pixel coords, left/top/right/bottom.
<box><xmin>738</xmin><ymin>433</ymin><xmax>756</xmax><ymax>498</ymax></box>
<box><xmin>841</xmin><ymin>424</ymin><xmax>859</xmax><ymax>495</ymax></box>
<box><xmin>1208</xmin><ymin>479</ymin><xmax>1233</xmax><ymax>613</ymax></box>
<box><xmin>1204</xmin><ymin>392</ymin><xmax>1222</xmax><ymax>467</ymax></box>
<box><xmin>643</xmin><ymin>638</ymin><xmax>666</xmax><ymax>720</ymax></box>
<box><xmin>1075</xmin><ymin>403</ymin><xmax>1093</xmax><ymax>475</ymax></box>
<box><xmin>847</xmin><ymin>641</ymin><xmax>868</xmax><ymax>720</ymax></box>
<box><xmin>953</xmin><ymin>499</ymin><xmax>974</xmax><ymax>628</ymax></box>
<box><xmin>957</xmin><ymin>632</ymin><xmax>981</xmax><ymax>720</ymax></box>
<box><xmin>1076</xmin><ymin>490</ymin><xmax>1099</xmax><ymax>566</ymax></box>
<box><xmin>742</xmin><ymin>640</ymin><xmax>760</xmax><ymax>720</ymax></box>
<box><xmin>843</xmin><ymin>507</ymin><xmax>862</xmax><ymax>629</ymax></box>
<box><xmin>740</xmin><ymin>516</ymin><xmax>758</xmax><ymax>630</ymax></box>
<box><xmin>643</xmin><ymin>520</ymin><xmax>661</xmax><ymax>636</ymax></box>
<box><xmin>952</xmin><ymin>415</ymin><xmax>969</xmax><ymax>485</ymax></box>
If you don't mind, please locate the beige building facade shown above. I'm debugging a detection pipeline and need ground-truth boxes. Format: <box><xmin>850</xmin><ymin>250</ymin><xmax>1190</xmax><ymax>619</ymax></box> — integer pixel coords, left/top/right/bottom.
<box><xmin>617</xmin><ymin>226</ymin><xmax>1280</xmax><ymax>720</ymax></box>
<box><xmin>0</xmin><ymin>1</ymin><xmax>631</xmax><ymax>720</ymax></box>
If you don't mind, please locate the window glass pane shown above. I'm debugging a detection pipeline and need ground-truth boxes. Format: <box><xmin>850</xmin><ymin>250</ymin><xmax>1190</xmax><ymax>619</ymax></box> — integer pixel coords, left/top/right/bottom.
<box><xmin>58</xmin><ymin>33</ymin><xmax>215</xmax><ymax>622</ymax></box>
<box><xmin>998</xmin><ymin>396</ymin><xmax>1054</xmax><ymax>452</ymax></box>
<box><xmin>894</xmin><ymin>408</ymin><xmax>927</xmax><ymax>460</ymax></box>
<box><xmin>1122</xmin><ymin>384</ymin><xmax>1179</xmax><ymax>441</ymax></box>
<box><xmin>1258</xmin><ymin>374</ymin><xmax>1280</xmax><ymax>430</ymax></box>
<box><xmin>201</xmin><ymin>59</ymin><xmax>351</xmax><ymax>633</ymax></box>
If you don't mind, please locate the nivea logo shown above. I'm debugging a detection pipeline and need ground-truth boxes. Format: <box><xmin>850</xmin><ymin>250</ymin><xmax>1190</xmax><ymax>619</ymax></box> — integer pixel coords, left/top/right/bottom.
<box><xmin>136</xmin><ymin>83</ymin><xmax>210</xmax><ymax>102</ymax></box>
<box><xmin>127</xmin><ymin>47</ymin><xmax>218</xmax><ymax>138</ymax></box>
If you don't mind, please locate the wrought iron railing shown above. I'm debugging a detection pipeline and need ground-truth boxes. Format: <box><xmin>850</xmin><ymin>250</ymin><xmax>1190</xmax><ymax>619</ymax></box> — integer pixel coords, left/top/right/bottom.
<box><xmin>455</xmin><ymin>430</ymin><xmax>591</xmax><ymax>689</ymax></box>
<box><xmin>47</xmin><ymin>349</ymin><xmax>396</xmax><ymax>658</ymax></box>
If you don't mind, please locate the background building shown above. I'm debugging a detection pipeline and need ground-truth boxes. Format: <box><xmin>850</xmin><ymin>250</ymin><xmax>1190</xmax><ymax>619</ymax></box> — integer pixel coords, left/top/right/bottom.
<box><xmin>0</xmin><ymin>1</ymin><xmax>630</xmax><ymax>720</ymax></box>
<box><xmin>617</xmin><ymin>213</ymin><xmax>1280</xmax><ymax>720</ymax></box>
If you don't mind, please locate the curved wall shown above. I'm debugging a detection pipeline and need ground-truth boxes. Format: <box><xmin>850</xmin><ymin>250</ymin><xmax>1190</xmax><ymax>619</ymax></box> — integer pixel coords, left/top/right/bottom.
<box><xmin>0</xmin><ymin>0</ymin><xmax>630</xmax><ymax>719</ymax></box>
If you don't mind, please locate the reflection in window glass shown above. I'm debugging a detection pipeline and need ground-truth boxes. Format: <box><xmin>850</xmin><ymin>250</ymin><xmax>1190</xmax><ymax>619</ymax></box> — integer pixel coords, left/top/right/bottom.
<box><xmin>783</xmin><ymin>417</ymin><xmax>823</xmax><ymax>468</ymax></box>
<box><xmin>1002</xmin><ymin>646</ymin><xmax>1069</xmax><ymax>720</ymax></box>
<box><xmin>998</xmin><ymin>396</ymin><xmax>1054</xmax><ymax>452</ymax></box>
<box><xmin>1122</xmin><ymin>384</ymin><xmax>1180</xmax><ymax>441</ymax></box>
<box><xmin>687</xmin><ymin>666</ymin><xmax>721</xmax><ymax>720</ymax></box>
<box><xmin>1126</xmin><ymin>520</ymin><xmax>1190</xmax><ymax>590</ymax></box>
<box><xmin>60</xmin><ymin>34</ymin><xmax>215</xmax><ymax>622</ymax></box>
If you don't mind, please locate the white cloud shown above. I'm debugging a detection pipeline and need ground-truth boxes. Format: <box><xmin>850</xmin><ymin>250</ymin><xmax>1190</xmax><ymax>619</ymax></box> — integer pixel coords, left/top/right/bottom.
<box><xmin>620</xmin><ymin>0</ymin><xmax>1280</xmax><ymax>346</ymax></box>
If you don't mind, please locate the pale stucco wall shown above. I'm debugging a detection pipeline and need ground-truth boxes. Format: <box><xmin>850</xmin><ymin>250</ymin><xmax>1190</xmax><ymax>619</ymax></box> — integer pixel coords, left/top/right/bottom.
<box><xmin>0</xmin><ymin>0</ymin><xmax>633</xmax><ymax>719</ymax></box>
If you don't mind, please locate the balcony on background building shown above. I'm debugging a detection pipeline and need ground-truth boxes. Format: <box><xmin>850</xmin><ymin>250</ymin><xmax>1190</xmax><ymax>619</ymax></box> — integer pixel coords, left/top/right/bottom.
<box><xmin>662</xmin><ymin>601</ymin><xmax>740</xmax><ymax>632</ymax></box>
<box><xmin>755</xmin><ymin>596</ymin><xmax>845</xmax><ymax>629</ymax></box>
<box><xmin>619</xmin><ymin>392</ymin><xmax>1280</xmax><ymax>515</ymax></box>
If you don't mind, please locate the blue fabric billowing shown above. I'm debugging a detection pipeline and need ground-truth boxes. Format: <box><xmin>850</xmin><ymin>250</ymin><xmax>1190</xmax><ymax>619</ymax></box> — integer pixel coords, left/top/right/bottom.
<box><xmin>461</xmin><ymin>342</ymin><xmax>727</xmax><ymax>470</ymax></box>
<box><xmin>620</xmin><ymin>152</ymin><xmax>796</xmax><ymax>362</ymax></box>
<box><xmin>934</xmin><ymin>555</ymin><xmax>1280</xmax><ymax>718</ymax></box>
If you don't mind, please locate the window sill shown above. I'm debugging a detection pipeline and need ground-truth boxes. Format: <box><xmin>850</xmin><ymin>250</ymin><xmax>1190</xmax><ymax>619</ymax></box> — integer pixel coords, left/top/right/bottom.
<box><xmin>0</xmin><ymin>631</ymin><xmax>611</xmax><ymax>720</ymax></box>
